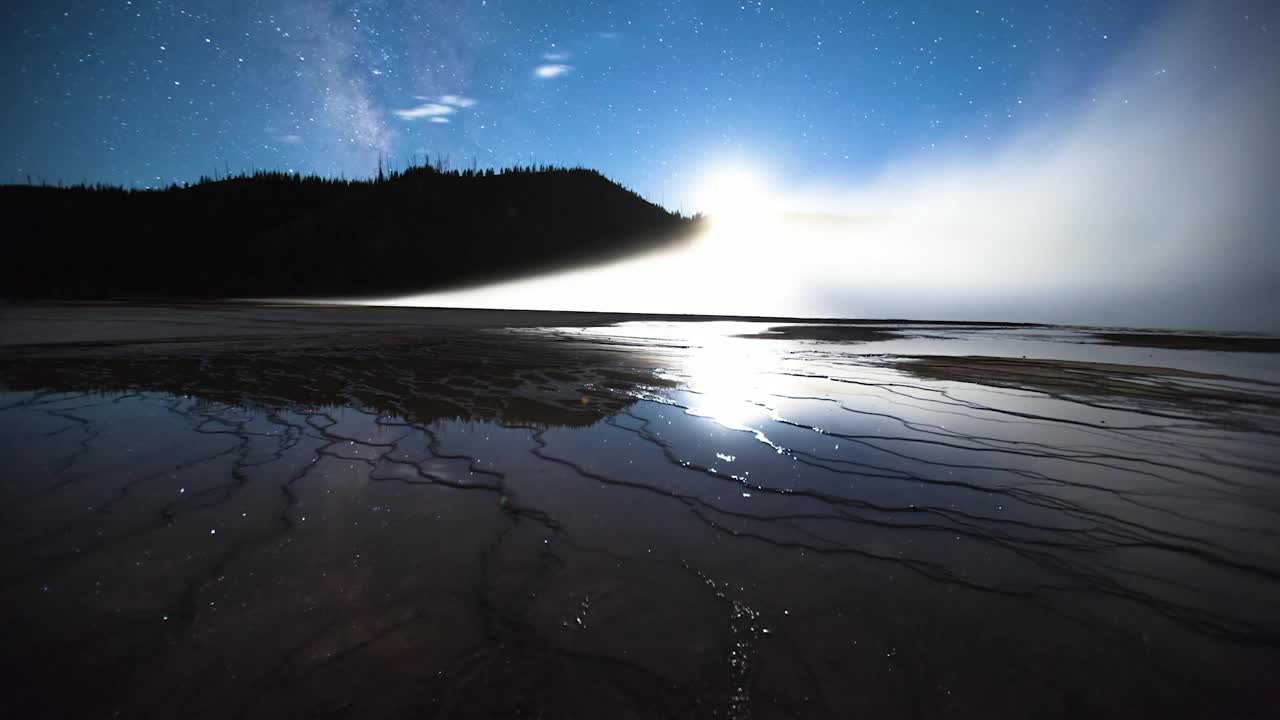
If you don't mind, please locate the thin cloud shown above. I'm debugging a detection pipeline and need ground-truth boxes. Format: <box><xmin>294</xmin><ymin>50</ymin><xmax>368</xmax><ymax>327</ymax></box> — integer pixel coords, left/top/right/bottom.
<box><xmin>534</xmin><ymin>64</ymin><xmax>572</xmax><ymax>79</ymax></box>
<box><xmin>393</xmin><ymin>102</ymin><xmax>455</xmax><ymax>120</ymax></box>
<box><xmin>543</xmin><ymin>51</ymin><xmax>571</xmax><ymax>62</ymax></box>
<box><xmin>438</xmin><ymin>94</ymin><xmax>476</xmax><ymax>108</ymax></box>
<box><xmin>395</xmin><ymin>94</ymin><xmax>477</xmax><ymax>120</ymax></box>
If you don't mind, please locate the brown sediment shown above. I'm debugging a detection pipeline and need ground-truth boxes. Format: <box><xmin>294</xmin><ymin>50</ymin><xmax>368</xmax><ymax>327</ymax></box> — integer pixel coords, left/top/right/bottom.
<box><xmin>1</xmin><ymin>306</ymin><xmax>1278</xmax><ymax>719</ymax></box>
<box><xmin>0</xmin><ymin>331</ymin><xmax>673</xmax><ymax>429</ymax></box>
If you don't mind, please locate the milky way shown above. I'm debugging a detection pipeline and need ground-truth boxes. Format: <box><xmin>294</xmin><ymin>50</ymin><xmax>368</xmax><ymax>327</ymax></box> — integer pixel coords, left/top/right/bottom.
<box><xmin>2</xmin><ymin>0</ymin><xmax>1189</xmax><ymax>203</ymax></box>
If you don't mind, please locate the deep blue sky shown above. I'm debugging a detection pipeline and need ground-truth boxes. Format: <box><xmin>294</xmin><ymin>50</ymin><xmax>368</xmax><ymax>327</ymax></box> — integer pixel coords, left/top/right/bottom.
<box><xmin>2</xmin><ymin>0</ymin><xmax>1168</xmax><ymax>207</ymax></box>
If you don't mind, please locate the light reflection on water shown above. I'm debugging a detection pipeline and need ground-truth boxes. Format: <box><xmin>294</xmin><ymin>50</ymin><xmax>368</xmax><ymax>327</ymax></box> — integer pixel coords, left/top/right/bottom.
<box><xmin>661</xmin><ymin>325</ymin><xmax>784</xmax><ymax>435</ymax></box>
<box><xmin>1</xmin><ymin>320</ymin><xmax>1278</xmax><ymax>718</ymax></box>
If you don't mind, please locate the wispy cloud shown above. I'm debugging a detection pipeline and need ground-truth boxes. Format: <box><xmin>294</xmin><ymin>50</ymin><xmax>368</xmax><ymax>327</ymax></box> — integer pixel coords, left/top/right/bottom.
<box><xmin>534</xmin><ymin>64</ymin><xmax>572</xmax><ymax>79</ymax></box>
<box><xmin>542</xmin><ymin>51</ymin><xmax>571</xmax><ymax>62</ymax></box>
<box><xmin>438</xmin><ymin>94</ymin><xmax>476</xmax><ymax>108</ymax></box>
<box><xmin>394</xmin><ymin>94</ymin><xmax>477</xmax><ymax>120</ymax></box>
<box><xmin>393</xmin><ymin>102</ymin><xmax>454</xmax><ymax>120</ymax></box>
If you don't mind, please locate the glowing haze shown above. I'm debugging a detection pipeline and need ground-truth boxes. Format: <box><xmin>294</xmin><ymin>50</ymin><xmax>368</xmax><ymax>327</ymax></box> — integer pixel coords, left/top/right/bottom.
<box><xmin>4</xmin><ymin>0</ymin><xmax>1277</xmax><ymax>330</ymax></box>
<box><xmin>383</xmin><ymin>1</ymin><xmax>1279</xmax><ymax>332</ymax></box>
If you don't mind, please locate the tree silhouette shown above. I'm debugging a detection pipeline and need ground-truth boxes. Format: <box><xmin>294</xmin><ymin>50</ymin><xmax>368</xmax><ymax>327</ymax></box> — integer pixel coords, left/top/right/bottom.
<box><xmin>0</xmin><ymin>164</ymin><xmax>700</xmax><ymax>300</ymax></box>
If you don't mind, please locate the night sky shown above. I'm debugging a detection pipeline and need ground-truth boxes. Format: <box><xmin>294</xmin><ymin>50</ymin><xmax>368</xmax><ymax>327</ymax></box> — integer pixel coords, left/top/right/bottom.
<box><xmin>3</xmin><ymin>1</ymin><xmax>1277</xmax><ymax>329</ymax></box>
<box><xmin>4</xmin><ymin>0</ymin><xmax>1171</xmax><ymax>204</ymax></box>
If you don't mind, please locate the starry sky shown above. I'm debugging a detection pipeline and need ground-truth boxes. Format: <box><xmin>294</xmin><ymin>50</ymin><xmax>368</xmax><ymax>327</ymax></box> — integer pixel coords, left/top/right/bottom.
<box><xmin>3</xmin><ymin>0</ymin><xmax>1172</xmax><ymax>205</ymax></box>
<box><xmin>4</xmin><ymin>0</ymin><xmax>1278</xmax><ymax>329</ymax></box>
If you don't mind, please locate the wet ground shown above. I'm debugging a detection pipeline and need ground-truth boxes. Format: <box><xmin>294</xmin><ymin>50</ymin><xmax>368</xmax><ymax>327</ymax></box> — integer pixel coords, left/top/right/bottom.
<box><xmin>1</xmin><ymin>303</ymin><xmax>1278</xmax><ymax>718</ymax></box>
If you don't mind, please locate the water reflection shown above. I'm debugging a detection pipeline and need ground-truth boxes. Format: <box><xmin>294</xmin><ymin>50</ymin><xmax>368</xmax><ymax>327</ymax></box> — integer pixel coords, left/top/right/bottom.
<box><xmin>1</xmin><ymin>319</ymin><xmax>1278</xmax><ymax>718</ymax></box>
<box><xmin>661</xmin><ymin>323</ymin><xmax>784</xmax><ymax>433</ymax></box>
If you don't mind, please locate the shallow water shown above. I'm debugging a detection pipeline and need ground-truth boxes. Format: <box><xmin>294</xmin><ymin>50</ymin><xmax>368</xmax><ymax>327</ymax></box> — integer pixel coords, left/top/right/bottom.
<box><xmin>1</xmin><ymin>314</ymin><xmax>1278</xmax><ymax>718</ymax></box>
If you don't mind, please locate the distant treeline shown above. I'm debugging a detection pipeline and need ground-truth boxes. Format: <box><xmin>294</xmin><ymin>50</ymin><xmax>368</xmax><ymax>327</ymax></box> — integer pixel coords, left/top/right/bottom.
<box><xmin>0</xmin><ymin>163</ymin><xmax>700</xmax><ymax>299</ymax></box>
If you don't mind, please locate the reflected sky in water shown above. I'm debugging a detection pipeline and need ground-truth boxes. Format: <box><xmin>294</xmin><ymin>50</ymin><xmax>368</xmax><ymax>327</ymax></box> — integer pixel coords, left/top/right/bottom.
<box><xmin>2</xmin><ymin>315</ymin><xmax>1278</xmax><ymax>717</ymax></box>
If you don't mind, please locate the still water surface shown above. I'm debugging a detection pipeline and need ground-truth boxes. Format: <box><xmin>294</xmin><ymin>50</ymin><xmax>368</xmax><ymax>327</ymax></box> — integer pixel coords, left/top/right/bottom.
<box><xmin>1</xmin><ymin>318</ymin><xmax>1277</xmax><ymax>718</ymax></box>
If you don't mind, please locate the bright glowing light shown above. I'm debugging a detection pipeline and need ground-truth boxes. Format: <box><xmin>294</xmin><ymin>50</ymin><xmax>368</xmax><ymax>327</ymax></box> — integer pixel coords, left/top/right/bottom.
<box><xmin>360</xmin><ymin>2</ymin><xmax>1279</xmax><ymax>333</ymax></box>
<box><xmin>692</xmin><ymin>162</ymin><xmax>780</xmax><ymax>223</ymax></box>
<box><xmin>596</xmin><ymin>322</ymin><xmax>786</xmax><ymax>439</ymax></box>
<box><xmin>679</xmin><ymin>334</ymin><xmax>772</xmax><ymax>431</ymax></box>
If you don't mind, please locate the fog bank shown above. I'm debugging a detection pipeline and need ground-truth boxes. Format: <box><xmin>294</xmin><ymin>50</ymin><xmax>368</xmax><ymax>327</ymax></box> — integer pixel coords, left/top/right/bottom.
<box><xmin>378</xmin><ymin>1</ymin><xmax>1280</xmax><ymax>332</ymax></box>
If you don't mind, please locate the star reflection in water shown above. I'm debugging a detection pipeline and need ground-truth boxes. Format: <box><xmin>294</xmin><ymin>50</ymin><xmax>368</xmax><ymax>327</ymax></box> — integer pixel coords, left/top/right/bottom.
<box><xmin>1</xmin><ymin>316</ymin><xmax>1278</xmax><ymax>719</ymax></box>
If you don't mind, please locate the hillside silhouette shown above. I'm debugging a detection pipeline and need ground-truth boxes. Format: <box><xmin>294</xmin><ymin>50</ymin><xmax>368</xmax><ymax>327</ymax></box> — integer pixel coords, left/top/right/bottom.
<box><xmin>0</xmin><ymin>164</ymin><xmax>699</xmax><ymax>299</ymax></box>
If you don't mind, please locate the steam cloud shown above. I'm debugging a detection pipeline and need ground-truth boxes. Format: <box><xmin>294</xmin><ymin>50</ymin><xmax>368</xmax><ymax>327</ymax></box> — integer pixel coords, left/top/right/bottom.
<box><xmin>385</xmin><ymin>0</ymin><xmax>1280</xmax><ymax>332</ymax></box>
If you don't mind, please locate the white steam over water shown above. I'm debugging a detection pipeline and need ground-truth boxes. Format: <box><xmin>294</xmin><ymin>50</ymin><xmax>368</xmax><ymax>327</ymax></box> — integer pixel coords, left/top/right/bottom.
<box><xmin>374</xmin><ymin>1</ymin><xmax>1279</xmax><ymax>332</ymax></box>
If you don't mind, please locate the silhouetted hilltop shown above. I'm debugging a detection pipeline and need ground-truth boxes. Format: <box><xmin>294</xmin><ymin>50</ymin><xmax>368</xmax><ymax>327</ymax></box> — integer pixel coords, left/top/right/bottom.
<box><xmin>0</xmin><ymin>165</ymin><xmax>699</xmax><ymax>299</ymax></box>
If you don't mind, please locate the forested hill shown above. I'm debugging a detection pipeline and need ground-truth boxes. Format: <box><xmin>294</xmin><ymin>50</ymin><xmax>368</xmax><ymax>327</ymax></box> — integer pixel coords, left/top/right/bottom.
<box><xmin>0</xmin><ymin>166</ymin><xmax>699</xmax><ymax>299</ymax></box>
